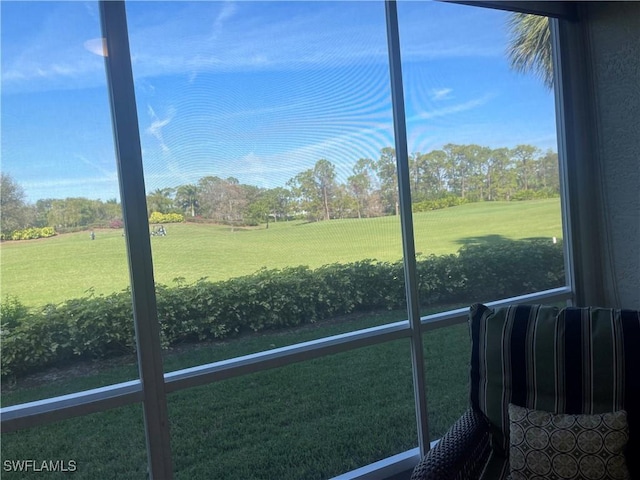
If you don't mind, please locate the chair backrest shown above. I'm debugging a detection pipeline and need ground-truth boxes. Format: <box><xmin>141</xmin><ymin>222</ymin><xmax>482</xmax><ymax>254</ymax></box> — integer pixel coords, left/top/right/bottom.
<box><xmin>468</xmin><ymin>304</ymin><xmax>640</xmax><ymax>475</ymax></box>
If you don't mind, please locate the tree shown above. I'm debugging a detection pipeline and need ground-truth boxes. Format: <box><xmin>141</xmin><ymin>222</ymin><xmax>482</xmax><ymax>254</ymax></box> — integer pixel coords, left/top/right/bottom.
<box><xmin>288</xmin><ymin>159</ymin><xmax>337</xmax><ymax>221</ymax></box>
<box><xmin>377</xmin><ymin>147</ymin><xmax>399</xmax><ymax>215</ymax></box>
<box><xmin>443</xmin><ymin>144</ymin><xmax>474</xmax><ymax>199</ymax></box>
<box><xmin>348</xmin><ymin>158</ymin><xmax>377</xmax><ymax>219</ymax></box>
<box><xmin>512</xmin><ymin>144</ymin><xmax>541</xmax><ymax>191</ymax></box>
<box><xmin>537</xmin><ymin>149</ymin><xmax>560</xmax><ymax>193</ymax></box>
<box><xmin>485</xmin><ymin>148</ymin><xmax>516</xmax><ymax>201</ymax></box>
<box><xmin>219</xmin><ymin>178</ymin><xmax>249</xmax><ymax>224</ymax></box>
<box><xmin>175</xmin><ymin>184</ymin><xmax>199</xmax><ymax>217</ymax></box>
<box><xmin>314</xmin><ymin>159</ymin><xmax>337</xmax><ymax>221</ymax></box>
<box><xmin>409</xmin><ymin>151</ymin><xmax>448</xmax><ymax>203</ymax></box>
<box><xmin>197</xmin><ymin>176</ymin><xmax>251</xmax><ymax>224</ymax></box>
<box><xmin>462</xmin><ymin>145</ymin><xmax>491</xmax><ymax>201</ymax></box>
<box><xmin>507</xmin><ymin>13</ymin><xmax>553</xmax><ymax>89</ymax></box>
<box><xmin>246</xmin><ymin>190</ymin><xmax>270</xmax><ymax>227</ymax></box>
<box><xmin>103</xmin><ymin>198</ymin><xmax>122</xmax><ymax>223</ymax></box>
<box><xmin>249</xmin><ymin>187</ymin><xmax>292</xmax><ymax>227</ymax></box>
<box><xmin>267</xmin><ymin>187</ymin><xmax>292</xmax><ymax>222</ymax></box>
<box><xmin>34</xmin><ymin>198</ymin><xmax>54</xmax><ymax>227</ymax></box>
<box><xmin>238</xmin><ymin>183</ymin><xmax>262</xmax><ymax>224</ymax></box>
<box><xmin>332</xmin><ymin>184</ymin><xmax>359</xmax><ymax>219</ymax></box>
<box><xmin>46</xmin><ymin>198</ymin><xmax>100</xmax><ymax>228</ymax></box>
<box><xmin>146</xmin><ymin>188</ymin><xmax>174</xmax><ymax>215</ymax></box>
<box><xmin>1</xmin><ymin>173</ymin><xmax>30</xmax><ymax>235</ymax></box>
<box><xmin>420</xmin><ymin>150</ymin><xmax>449</xmax><ymax>199</ymax></box>
<box><xmin>197</xmin><ymin>176</ymin><xmax>225</xmax><ymax>220</ymax></box>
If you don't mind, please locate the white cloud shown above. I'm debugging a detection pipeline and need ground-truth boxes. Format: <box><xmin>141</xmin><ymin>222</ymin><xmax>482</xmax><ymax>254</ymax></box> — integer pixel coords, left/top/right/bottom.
<box><xmin>412</xmin><ymin>93</ymin><xmax>496</xmax><ymax>121</ymax></box>
<box><xmin>87</xmin><ymin>3</ymin><xmax>389</xmax><ymax>81</ymax></box>
<box><xmin>2</xmin><ymin>58</ymin><xmax>101</xmax><ymax>83</ymax></box>
<box><xmin>212</xmin><ymin>2</ymin><xmax>237</xmax><ymax>38</ymax></box>
<box><xmin>1</xmin><ymin>2</ymin><xmax>508</xmax><ymax>95</ymax></box>
<box><xmin>146</xmin><ymin>106</ymin><xmax>175</xmax><ymax>154</ymax></box>
<box><xmin>1</xmin><ymin>3</ymin><xmax>108</xmax><ymax>93</ymax></box>
<box><xmin>74</xmin><ymin>154</ymin><xmax>117</xmax><ymax>180</ymax></box>
<box><xmin>238</xmin><ymin>152</ymin><xmax>265</xmax><ymax>174</ymax></box>
<box><xmin>430</xmin><ymin>88</ymin><xmax>453</xmax><ymax>101</ymax></box>
<box><xmin>233</xmin><ymin>152</ymin><xmax>299</xmax><ymax>188</ymax></box>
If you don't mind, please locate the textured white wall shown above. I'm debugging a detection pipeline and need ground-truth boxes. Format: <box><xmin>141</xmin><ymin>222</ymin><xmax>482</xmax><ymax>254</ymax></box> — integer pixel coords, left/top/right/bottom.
<box><xmin>587</xmin><ymin>3</ymin><xmax>640</xmax><ymax>308</ymax></box>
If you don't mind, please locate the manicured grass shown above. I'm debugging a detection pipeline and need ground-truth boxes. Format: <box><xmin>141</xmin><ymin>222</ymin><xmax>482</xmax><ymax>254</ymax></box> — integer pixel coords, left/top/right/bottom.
<box><xmin>0</xmin><ymin>199</ymin><xmax>562</xmax><ymax>307</ymax></box>
<box><xmin>0</xmin><ymin>200</ymin><xmax>557</xmax><ymax>478</ymax></box>
<box><xmin>0</xmin><ymin>312</ymin><xmax>470</xmax><ymax>479</ymax></box>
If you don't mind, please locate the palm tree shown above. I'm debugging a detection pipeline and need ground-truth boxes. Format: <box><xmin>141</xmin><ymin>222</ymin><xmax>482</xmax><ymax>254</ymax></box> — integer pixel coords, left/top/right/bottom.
<box><xmin>506</xmin><ymin>13</ymin><xmax>553</xmax><ymax>90</ymax></box>
<box><xmin>175</xmin><ymin>184</ymin><xmax>199</xmax><ymax>217</ymax></box>
<box><xmin>146</xmin><ymin>187</ymin><xmax>174</xmax><ymax>215</ymax></box>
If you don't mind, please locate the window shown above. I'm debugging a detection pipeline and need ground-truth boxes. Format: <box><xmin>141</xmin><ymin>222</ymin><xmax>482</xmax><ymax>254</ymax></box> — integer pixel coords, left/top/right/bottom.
<box><xmin>396</xmin><ymin>2</ymin><xmax>567</xmax><ymax>437</ymax></box>
<box><xmin>125</xmin><ymin>0</ymin><xmax>410</xmax><ymax>371</ymax></box>
<box><xmin>168</xmin><ymin>341</ymin><xmax>416</xmax><ymax>479</ymax></box>
<box><xmin>1</xmin><ymin>2</ymin><xmax>574</xmax><ymax>478</ymax></box>
<box><xmin>0</xmin><ymin>0</ymin><xmax>138</xmax><ymax>405</ymax></box>
<box><xmin>2</xmin><ymin>405</ymin><xmax>148</xmax><ymax>477</ymax></box>
<box><xmin>398</xmin><ymin>2</ymin><xmax>565</xmax><ymax>312</ymax></box>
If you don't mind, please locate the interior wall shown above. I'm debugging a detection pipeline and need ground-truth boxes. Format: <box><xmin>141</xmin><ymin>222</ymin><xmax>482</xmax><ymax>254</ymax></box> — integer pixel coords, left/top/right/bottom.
<box><xmin>585</xmin><ymin>2</ymin><xmax>640</xmax><ymax>309</ymax></box>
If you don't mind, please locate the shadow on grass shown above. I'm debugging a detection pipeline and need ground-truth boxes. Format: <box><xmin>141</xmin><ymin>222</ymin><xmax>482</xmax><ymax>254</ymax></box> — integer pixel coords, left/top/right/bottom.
<box><xmin>454</xmin><ymin>234</ymin><xmax>555</xmax><ymax>247</ymax></box>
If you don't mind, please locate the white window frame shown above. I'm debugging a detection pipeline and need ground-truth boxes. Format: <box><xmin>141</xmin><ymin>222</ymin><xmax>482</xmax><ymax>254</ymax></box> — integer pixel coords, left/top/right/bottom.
<box><xmin>1</xmin><ymin>1</ymin><xmax>580</xmax><ymax>478</ymax></box>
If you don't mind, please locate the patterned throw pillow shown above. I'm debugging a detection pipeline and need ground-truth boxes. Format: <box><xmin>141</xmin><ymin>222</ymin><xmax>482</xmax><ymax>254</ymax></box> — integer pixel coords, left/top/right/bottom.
<box><xmin>508</xmin><ymin>404</ymin><xmax>630</xmax><ymax>480</ymax></box>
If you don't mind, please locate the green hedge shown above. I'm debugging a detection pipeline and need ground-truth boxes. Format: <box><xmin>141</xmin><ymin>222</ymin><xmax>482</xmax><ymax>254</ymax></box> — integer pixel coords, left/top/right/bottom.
<box><xmin>0</xmin><ymin>239</ymin><xmax>564</xmax><ymax>378</ymax></box>
<box><xmin>1</xmin><ymin>226</ymin><xmax>56</xmax><ymax>241</ymax></box>
<box><xmin>412</xmin><ymin>196</ymin><xmax>469</xmax><ymax>212</ymax></box>
<box><xmin>511</xmin><ymin>189</ymin><xmax>559</xmax><ymax>201</ymax></box>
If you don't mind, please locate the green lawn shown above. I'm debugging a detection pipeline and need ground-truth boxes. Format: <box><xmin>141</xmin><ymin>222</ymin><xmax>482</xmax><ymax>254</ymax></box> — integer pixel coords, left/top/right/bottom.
<box><xmin>0</xmin><ymin>201</ymin><xmax>557</xmax><ymax>478</ymax></box>
<box><xmin>0</xmin><ymin>199</ymin><xmax>562</xmax><ymax>307</ymax></box>
<box><xmin>1</xmin><ymin>312</ymin><xmax>470</xmax><ymax>480</ymax></box>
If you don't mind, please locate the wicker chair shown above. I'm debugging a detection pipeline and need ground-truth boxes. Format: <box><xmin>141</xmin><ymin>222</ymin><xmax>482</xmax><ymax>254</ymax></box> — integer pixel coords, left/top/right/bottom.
<box><xmin>411</xmin><ymin>304</ymin><xmax>640</xmax><ymax>480</ymax></box>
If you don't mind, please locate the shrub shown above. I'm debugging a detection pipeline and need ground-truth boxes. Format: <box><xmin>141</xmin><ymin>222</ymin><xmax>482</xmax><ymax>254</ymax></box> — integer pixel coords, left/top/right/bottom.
<box><xmin>65</xmin><ymin>293</ymin><xmax>136</xmax><ymax>357</ymax></box>
<box><xmin>2</xmin><ymin>304</ymin><xmax>66</xmax><ymax>377</ymax></box>
<box><xmin>0</xmin><ymin>296</ymin><xmax>29</xmax><ymax>330</ymax></box>
<box><xmin>416</xmin><ymin>253</ymin><xmax>467</xmax><ymax>306</ymax></box>
<box><xmin>0</xmin><ymin>239</ymin><xmax>564</xmax><ymax>378</ymax></box>
<box><xmin>412</xmin><ymin>196</ymin><xmax>469</xmax><ymax>213</ymax></box>
<box><xmin>109</xmin><ymin>219</ymin><xmax>124</xmax><ymax>229</ymax></box>
<box><xmin>183</xmin><ymin>216</ymin><xmax>211</xmax><ymax>224</ymax></box>
<box><xmin>5</xmin><ymin>227</ymin><xmax>56</xmax><ymax>241</ymax></box>
<box><xmin>511</xmin><ymin>189</ymin><xmax>559</xmax><ymax>201</ymax></box>
<box><xmin>149</xmin><ymin>212</ymin><xmax>184</xmax><ymax>224</ymax></box>
<box><xmin>457</xmin><ymin>238</ymin><xmax>564</xmax><ymax>301</ymax></box>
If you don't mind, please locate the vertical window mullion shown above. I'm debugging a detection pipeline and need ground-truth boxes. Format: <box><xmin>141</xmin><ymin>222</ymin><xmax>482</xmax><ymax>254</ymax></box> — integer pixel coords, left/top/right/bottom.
<box><xmin>100</xmin><ymin>2</ymin><xmax>173</xmax><ymax>478</ymax></box>
<box><xmin>384</xmin><ymin>0</ymin><xmax>431</xmax><ymax>455</ymax></box>
<box><xmin>550</xmin><ymin>18</ymin><xmax>577</xmax><ymax>305</ymax></box>
<box><xmin>551</xmin><ymin>13</ymin><xmax>601</xmax><ymax>306</ymax></box>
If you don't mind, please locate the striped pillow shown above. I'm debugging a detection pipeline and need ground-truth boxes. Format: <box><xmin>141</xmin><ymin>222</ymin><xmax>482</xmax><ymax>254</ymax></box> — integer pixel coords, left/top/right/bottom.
<box><xmin>468</xmin><ymin>303</ymin><xmax>640</xmax><ymax>475</ymax></box>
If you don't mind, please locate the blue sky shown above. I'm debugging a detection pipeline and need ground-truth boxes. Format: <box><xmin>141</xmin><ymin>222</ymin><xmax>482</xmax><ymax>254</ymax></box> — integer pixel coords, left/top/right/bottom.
<box><xmin>1</xmin><ymin>1</ymin><xmax>558</xmax><ymax>202</ymax></box>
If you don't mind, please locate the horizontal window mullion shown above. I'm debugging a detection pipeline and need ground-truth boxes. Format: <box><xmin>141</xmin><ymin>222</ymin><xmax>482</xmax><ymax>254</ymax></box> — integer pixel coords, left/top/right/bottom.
<box><xmin>0</xmin><ymin>380</ymin><xmax>143</xmax><ymax>433</ymax></box>
<box><xmin>420</xmin><ymin>287</ymin><xmax>573</xmax><ymax>332</ymax></box>
<box><xmin>2</xmin><ymin>288</ymin><xmax>571</xmax><ymax>433</ymax></box>
<box><xmin>1</xmin><ymin>322</ymin><xmax>411</xmax><ymax>431</ymax></box>
<box><xmin>164</xmin><ymin>320</ymin><xmax>411</xmax><ymax>393</ymax></box>
<box><xmin>331</xmin><ymin>448</ymin><xmax>421</xmax><ymax>480</ymax></box>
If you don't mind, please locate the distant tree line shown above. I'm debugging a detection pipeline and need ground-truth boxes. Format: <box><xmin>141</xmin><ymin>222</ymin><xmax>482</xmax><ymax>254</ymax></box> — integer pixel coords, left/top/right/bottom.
<box><xmin>1</xmin><ymin>174</ymin><xmax>124</xmax><ymax>238</ymax></box>
<box><xmin>1</xmin><ymin>143</ymin><xmax>558</xmax><ymax>237</ymax></box>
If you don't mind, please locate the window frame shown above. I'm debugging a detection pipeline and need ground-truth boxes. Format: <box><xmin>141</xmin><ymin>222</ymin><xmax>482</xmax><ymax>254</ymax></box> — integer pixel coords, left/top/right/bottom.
<box><xmin>1</xmin><ymin>1</ymin><xmax>578</xmax><ymax>478</ymax></box>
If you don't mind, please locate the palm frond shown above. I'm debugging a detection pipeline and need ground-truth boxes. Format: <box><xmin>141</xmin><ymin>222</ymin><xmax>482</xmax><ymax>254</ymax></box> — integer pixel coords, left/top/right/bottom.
<box><xmin>506</xmin><ymin>13</ymin><xmax>553</xmax><ymax>90</ymax></box>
